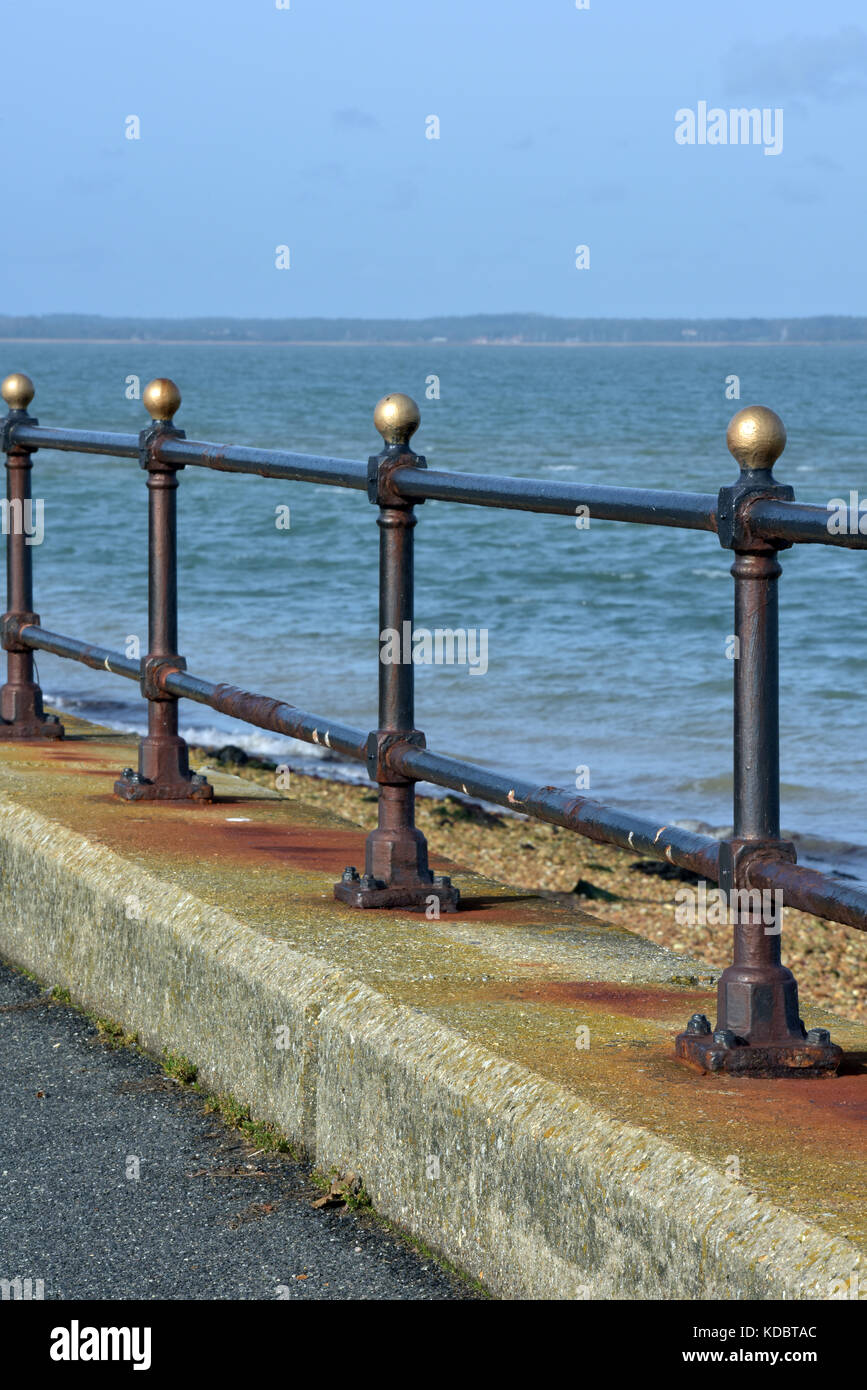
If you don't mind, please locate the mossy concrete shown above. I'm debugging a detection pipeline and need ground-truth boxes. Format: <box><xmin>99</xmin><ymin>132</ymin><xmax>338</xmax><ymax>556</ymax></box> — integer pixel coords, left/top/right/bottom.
<box><xmin>0</xmin><ymin>717</ymin><xmax>863</xmax><ymax>1299</ymax></box>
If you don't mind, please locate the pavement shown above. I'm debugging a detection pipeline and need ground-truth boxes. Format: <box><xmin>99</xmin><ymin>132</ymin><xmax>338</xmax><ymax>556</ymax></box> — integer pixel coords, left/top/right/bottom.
<box><xmin>0</xmin><ymin>962</ymin><xmax>476</xmax><ymax>1301</ymax></box>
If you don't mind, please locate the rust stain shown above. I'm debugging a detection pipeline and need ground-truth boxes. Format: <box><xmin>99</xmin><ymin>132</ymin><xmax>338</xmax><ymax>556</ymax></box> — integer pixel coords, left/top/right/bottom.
<box><xmin>9</xmin><ymin>745</ymin><xmax>582</xmax><ymax>925</ymax></box>
<box><xmin>4</xmin><ymin>735</ymin><xmax>865</xmax><ymax>1229</ymax></box>
<box><xmin>96</xmin><ymin>810</ymin><xmax>367</xmax><ymax>874</ymax></box>
<box><xmin>683</xmin><ymin>1069</ymin><xmax>867</xmax><ymax>1141</ymax></box>
<box><xmin>481</xmin><ymin>979</ymin><xmax>713</xmax><ymax>1019</ymax></box>
<box><xmin>39</xmin><ymin>742</ymin><xmax>128</xmax><ymax>759</ymax></box>
<box><xmin>30</xmin><ymin>750</ymin><xmax>118</xmax><ymax>776</ymax></box>
<box><xmin>429</xmin><ymin>904</ymin><xmax>553</xmax><ymax>925</ymax></box>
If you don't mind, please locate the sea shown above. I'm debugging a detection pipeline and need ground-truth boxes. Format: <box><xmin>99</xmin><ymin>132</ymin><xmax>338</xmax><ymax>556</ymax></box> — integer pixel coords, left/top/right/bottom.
<box><xmin>5</xmin><ymin>341</ymin><xmax>866</xmax><ymax>884</ymax></box>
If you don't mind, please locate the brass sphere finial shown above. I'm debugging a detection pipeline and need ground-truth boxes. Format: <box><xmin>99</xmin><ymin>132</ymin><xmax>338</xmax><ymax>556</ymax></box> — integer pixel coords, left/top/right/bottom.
<box><xmin>143</xmin><ymin>378</ymin><xmax>182</xmax><ymax>422</ymax></box>
<box><xmin>1</xmin><ymin>372</ymin><xmax>35</xmax><ymax>412</ymax></box>
<box><xmin>726</xmin><ymin>405</ymin><xmax>786</xmax><ymax>471</ymax></box>
<box><xmin>373</xmin><ymin>392</ymin><xmax>420</xmax><ymax>447</ymax></box>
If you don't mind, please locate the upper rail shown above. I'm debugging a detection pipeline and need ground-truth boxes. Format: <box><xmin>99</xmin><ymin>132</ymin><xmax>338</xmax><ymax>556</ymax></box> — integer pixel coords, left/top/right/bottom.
<box><xmin>8</xmin><ymin>421</ymin><xmax>867</xmax><ymax>547</ymax></box>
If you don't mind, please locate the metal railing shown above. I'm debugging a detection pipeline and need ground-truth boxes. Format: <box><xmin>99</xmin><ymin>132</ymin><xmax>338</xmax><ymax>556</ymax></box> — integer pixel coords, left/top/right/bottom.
<box><xmin>1</xmin><ymin>370</ymin><xmax>864</xmax><ymax>1079</ymax></box>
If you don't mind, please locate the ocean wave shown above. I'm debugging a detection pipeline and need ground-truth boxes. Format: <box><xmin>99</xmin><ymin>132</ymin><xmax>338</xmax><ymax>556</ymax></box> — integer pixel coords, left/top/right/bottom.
<box><xmin>183</xmin><ymin>724</ymin><xmax>336</xmax><ymax>764</ymax></box>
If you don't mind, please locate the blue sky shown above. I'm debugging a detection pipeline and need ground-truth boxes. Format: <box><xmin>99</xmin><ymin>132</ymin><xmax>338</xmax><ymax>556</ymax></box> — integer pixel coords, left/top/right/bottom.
<box><xmin>1</xmin><ymin>0</ymin><xmax>865</xmax><ymax>319</ymax></box>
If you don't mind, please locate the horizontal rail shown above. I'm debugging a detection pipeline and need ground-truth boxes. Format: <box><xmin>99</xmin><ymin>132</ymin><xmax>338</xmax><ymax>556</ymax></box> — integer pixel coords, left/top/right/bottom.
<box><xmin>385</xmin><ymin>740</ymin><xmax>721</xmax><ymax>876</ymax></box>
<box><xmin>17</xmin><ymin>621</ymin><xmax>867</xmax><ymax>932</ymax></box>
<box><xmin>160</xmin><ymin>669</ymin><xmax>368</xmax><ymax>764</ymax></box>
<box><xmin>17</xmin><ymin>625</ymin><xmax>367</xmax><ymax>761</ymax></box>
<box><xmin>159</xmin><ymin>437</ymin><xmax>368</xmax><ymax>489</ymax></box>
<box><xmin>748</xmin><ymin>497</ymin><xmax>867</xmax><ymax>550</ymax></box>
<box><xmin>750</xmin><ymin>859</ymin><xmax>867</xmax><ymax>934</ymax></box>
<box><xmin>11</xmin><ymin>424</ymin><xmax>369</xmax><ymax>489</ymax></box>
<box><xmin>10</xmin><ymin>422</ymin><xmax>867</xmax><ymax>549</ymax></box>
<box><xmin>12</xmin><ymin>425</ymin><xmax>139</xmax><ymax>459</ymax></box>
<box><xmin>393</xmin><ymin>466</ymin><xmax>720</xmax><ymax>530</ymax></box>
<box><xmin>10</xmin><ymin>423</ymin><xmax>720</xmax><ymax>525</ymax></box>
<box><xmin>19</xmin><ymin>626</ymin><xmax>141</xmax><ymax>678</ymax></box>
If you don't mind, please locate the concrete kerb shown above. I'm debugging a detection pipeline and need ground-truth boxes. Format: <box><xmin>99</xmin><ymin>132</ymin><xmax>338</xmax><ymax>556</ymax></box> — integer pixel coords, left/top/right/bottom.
<box><xmin>0</xmin><ymin>794</ymin><xmax>861</xmax><ymax>1300</ymax></box>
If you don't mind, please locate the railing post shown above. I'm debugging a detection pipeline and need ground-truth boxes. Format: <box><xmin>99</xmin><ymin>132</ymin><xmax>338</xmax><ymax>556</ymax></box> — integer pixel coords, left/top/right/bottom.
<box><xmin>676</xmin><ymin>406</ymin><xmax>841</xmax><ymax>1076</ymax></box>
<box><xmin>114</xmin><ymin>379</ymin><xmax>211</xmax><ymax>802</ymax></box>
<box><xmin>0</xmin><ymin>373</ymin><xmax>62</xmax><ymax>740</ymax></box>
<box><xmin>334</xmin><ymin>393</ymin><xmax>459</xmax><ymax>912</ymax></box>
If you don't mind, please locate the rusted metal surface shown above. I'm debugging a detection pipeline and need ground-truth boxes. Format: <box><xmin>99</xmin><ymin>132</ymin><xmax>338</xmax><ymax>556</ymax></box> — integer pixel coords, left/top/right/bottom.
<box><xmin>335</xmin><ymin>410</ymin><xmax>460</xmax><ymax>914</ymax></box>
<box><xmin>749</xmin><ymin>858</ymin><xmax>867</xmax><ymax>932</ymax></box>
<box><xmin>165</xmin><ymin>675</ymin><xmax>370</xmax><ymax>764</ymax></box>
<box><xmin>2</xmin><ymin>381</ymin><xmax>866</xmax><ymax>1083</ymax></box>
<box><xmin>114</xmin><ymin>410</ymin><xmax>211</xmax><ymax>803</ymax></box>
<box><xmin>0</xmin><ymin>398</ymin><xmax>62</xmax><ymax>741</ymax></box>
<box><xmin>675</xmin><ymin>904</ymin><xmax>843</xmax><ymax>1076</ymax></box>
<box><xmin>676</xmin><ymin>423</ymin><xmax>842</xmax><ymax>1076</ymax></box>
<box><xmin>675</xmin><ymin>1014</ymin><xmax>842</xmax><ymax>1077</ymax></box>
<box><xmin>11</xmin><ymin>623</ymin><xmax>141</xmax><ymax>677</ymax></box>
<box><xmin>384</xmin><ymin>739</ymin><xmax>724</xmax><ymax>875</ymax></box>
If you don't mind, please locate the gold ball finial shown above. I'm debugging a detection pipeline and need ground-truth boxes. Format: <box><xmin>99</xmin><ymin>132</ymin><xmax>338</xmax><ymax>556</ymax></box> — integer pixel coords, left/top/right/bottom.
<box><xmin>143</xmin><ymin>378</ymin><xmax>182</xmax><ymax>422</ymax></box>
<box><xmin>1</xmin><ymin>372</ymin><xmax>35</xmax><ymax>412</ymax></box>
<box><xmin>726</xmin><ymin>405</ymin><xmax>786</xmax><ymax>471</ymax></box>
<box><xmin>373</xmin><ymin>392</ymin><xmax>420</xmax><ymax>447</ymax></box>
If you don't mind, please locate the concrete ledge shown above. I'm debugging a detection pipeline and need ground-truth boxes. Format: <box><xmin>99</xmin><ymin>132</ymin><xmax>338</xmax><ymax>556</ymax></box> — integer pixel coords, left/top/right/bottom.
<box><xmin>316</xmin><ymin>991</ymin><xmax>863</xmax><ymax>1300</ymax></box>
<box><xmin>0</xmin><ymin>727</ymin><xmax>864</xmax><ymax>1299</ymax></box>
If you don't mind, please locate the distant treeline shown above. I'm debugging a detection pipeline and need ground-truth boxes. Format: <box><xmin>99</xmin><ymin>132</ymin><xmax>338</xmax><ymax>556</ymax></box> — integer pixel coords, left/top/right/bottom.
<box><xmin>1</xmin><ymin>314</ymin><xmax>866</xmax><ymax>344</ymax></box>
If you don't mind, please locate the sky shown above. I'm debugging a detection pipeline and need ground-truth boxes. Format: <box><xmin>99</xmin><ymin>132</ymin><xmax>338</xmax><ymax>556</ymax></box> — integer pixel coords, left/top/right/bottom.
<box><xmin>1</xmin><ymin>0</ymin><xmax>865</xmax><ymax>320</ymax></box>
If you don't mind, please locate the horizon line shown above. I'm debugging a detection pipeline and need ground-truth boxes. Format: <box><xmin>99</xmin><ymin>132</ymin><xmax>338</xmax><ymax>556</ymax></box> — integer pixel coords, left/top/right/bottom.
<box><xmin>1</xmin><ymin>311</ymin><xmax>864</xmax><ymax>324</ymax></box>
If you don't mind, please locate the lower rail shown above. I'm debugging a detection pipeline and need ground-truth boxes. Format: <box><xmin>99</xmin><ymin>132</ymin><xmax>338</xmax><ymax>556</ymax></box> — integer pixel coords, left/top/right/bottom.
<box><xmin>16</xmin><ymin>620</ymin><xmax>867</xmax><ymax>932</ymax></box>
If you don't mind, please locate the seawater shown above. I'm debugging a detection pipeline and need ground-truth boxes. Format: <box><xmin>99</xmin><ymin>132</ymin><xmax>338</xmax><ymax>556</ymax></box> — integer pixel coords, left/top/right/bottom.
<box><xmin>5</xmin><ymin>341</ymin><xmax>865</xmax><ymax>881</ymax></box>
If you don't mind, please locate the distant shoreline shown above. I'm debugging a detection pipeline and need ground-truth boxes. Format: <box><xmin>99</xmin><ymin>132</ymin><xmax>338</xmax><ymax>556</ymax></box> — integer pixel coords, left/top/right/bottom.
<box><xmin>0</xmin><ymin>338</ymin><xmax>854</xmax><ymax>348</ymax></box>
<box><xmin>4</xmin><ymin>311</ymin><xmax>865</xmax><ymax>347</ymax></box>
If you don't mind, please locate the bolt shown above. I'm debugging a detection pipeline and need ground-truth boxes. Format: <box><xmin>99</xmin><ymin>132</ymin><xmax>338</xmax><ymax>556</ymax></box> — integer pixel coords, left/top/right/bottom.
<box><xmin>360</xmin><ymin>874</ymin><xmax>377</xmax><ymax>890</ymax></box>
<box><xmin>806</xmin><ymin>1027</ymin><xmax>831</xmax><ymax>1045</ymax></box>
<box><xmin>686</xmin><ymin>1013</ymin><xmax>711</xmax><ymax>1036</ymax></box>
<box><xmin>713</xmin><ymin>1029</ymin><xmax>737</xmax><ymax>1048</ymax></box>
<box><xmin>433</xmin><ymin>875</ymin><xmax>451</xmax><ymax>888</ymax></box>
<box><xmin>341</xmin><ymin>866</ymin><xmax>360</xmax><ymax>884</ymax></box>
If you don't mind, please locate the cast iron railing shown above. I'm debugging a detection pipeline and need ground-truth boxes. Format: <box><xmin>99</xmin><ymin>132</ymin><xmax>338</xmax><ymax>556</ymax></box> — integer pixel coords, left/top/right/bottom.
<box><xmin>1</xmin><ymin>371</ymin><xmax>864</xmax><ymax>1079</ymax></box>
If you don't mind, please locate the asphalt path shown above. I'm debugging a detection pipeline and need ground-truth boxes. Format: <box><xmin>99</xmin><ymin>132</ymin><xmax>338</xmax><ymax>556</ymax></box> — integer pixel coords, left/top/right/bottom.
<box><xmin>0</xmin><ymin>961</ymin><xmax>477</xmax><ymax>1301</ymax></box>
